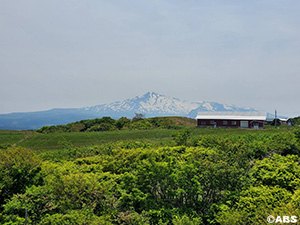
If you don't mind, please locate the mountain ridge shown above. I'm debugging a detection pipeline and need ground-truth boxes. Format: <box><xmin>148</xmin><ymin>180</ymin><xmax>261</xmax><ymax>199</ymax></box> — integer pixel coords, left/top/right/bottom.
<box><xmin>0</xmin><ymin>92</ymin><xmax>257</xmax><ymax>130</ymax></box>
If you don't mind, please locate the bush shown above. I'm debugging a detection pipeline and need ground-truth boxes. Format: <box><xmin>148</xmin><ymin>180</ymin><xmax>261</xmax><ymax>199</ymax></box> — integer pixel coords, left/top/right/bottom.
<box><xmin>87</xmin><ymin>122</ymin><xmax>116</xmax><ymax>132</ymax></box>
<box><xmin>251</xmin><ymin>154</ymin><xmax>300</xmax><ymax>191</ymax></box>
<box><xmin>293</xmin><ymin>126</ymin><xmax>300</xmax><ymax>140</ymax></box>
<box><xmin>1</xmin><ymin>185</ymin><xmax>57</xmax><ymax>224</ymax></box>
<box><xmin>0</xmin><ymin>147</ymin><xmax>42</xmax><ymax>207</ymax></box>
<box><xmin>267</xmin><ymin>133</ymin><xmax>299</xmax><ymax>156</ymax></box>
<box><xmin>40</xmin><ymin>209</ymin><xmax>112</xmax><ymax>225</ymax></box>
<box><xmin>172</xmin><ymin>215</ymin><xmax>203</xmax><ymax>225</ymax></box>
<box><xmin>248</xmin><ymin>140</ymin><xmax>267</xmax><ymax>159</ymax></box>
<box><xmin>217</xmin><ymin>186</ymin><xmax>292</xmax><ymax>224</ymax></box>
<box><xmin>173</xmin><ymin>129</ymin><xmax>191</xmax><ymax>146</ymax></box>
<box><xmin>116</xmin><ymin>117</ymin><xmax>131</xmax><ymax>130</ymax></box>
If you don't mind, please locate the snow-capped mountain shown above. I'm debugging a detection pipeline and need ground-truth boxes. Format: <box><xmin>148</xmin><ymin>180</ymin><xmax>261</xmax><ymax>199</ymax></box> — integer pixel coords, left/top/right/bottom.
<box><xmin>0</xmin><ymin>92</ymin><xmax>257</xmax><ymax>130</ymax></box>
<box><xmin>85</xmin><ymin>92</ymin><xmax>201</xmax><ymax>117</ymax></box>
<box><xmin>84</xmin><ymin>92</ymin><xmax>256</xmax><ymax>118</ymax></box>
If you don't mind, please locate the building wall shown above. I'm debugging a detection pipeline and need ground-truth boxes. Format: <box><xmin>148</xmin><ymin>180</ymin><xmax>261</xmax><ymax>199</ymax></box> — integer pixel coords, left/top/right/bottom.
<box><xmin>197</xmin><ymin>119</ymin><xmax>264</xmax><ymax>128</ymax></box>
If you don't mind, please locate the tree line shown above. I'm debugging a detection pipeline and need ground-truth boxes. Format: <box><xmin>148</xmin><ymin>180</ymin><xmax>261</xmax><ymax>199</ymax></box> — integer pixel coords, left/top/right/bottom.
<box><xmin>37</xmin><ymin>116</ymin><xmax>181</xmax><ymax>133</ymax></box>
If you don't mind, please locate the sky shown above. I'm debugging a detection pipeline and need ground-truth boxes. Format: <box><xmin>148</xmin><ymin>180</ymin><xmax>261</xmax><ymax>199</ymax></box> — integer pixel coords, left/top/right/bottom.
<box><xmin>1</xmin><ymin>0</ymin><xmax>300</xmax><ymax>117</ymax></box>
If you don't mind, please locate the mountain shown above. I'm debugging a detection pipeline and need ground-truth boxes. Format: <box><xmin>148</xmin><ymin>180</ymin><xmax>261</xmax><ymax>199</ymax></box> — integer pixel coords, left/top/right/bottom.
<box><xmin>85</xmin><ymin>92</ymin><xmax>256</xmax><ymax>118</ymax></box>
<box><xmin>0</xmin><ymin>92</ymin><xmax>257</xmax><ymax>130</ymax></box>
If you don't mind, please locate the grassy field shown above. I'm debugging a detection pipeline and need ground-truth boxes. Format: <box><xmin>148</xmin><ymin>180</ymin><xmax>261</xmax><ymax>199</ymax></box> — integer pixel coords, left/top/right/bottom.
<box><xmin>17</xmin><ymin>129</ymin><xmax>178</xmax><ymax>150</ymax></box>
<box><xmin>0</xmin><ymin>115</ymin><xmax>293</xmax><ymax>151</ymax></box>
<box><xmin>0</xmin><ymin>125</ymin><xmax>293</xmax><ymax>151</ymax></box>
<box><xmin>0</xmin><ymin>130</ymin><xmax>33</xmax><ymax>146</ymax></box>
<box><xmin>167</xmin><ymin>116</ymin><xmax>196</xmax><ymax>126</ymax></box>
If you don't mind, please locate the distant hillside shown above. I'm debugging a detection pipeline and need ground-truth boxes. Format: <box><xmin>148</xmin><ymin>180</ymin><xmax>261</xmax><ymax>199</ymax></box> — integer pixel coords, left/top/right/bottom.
<box><xmin>167</xmin><ymin>117</ymin><xmax>196</xmax><ymax>127</ymax></box>
<box><xmin>0</xmin><ymin>92</ymin><xmax>256</xmax><ymax>130</ymax></box>
<box><xmin>36</xmin><ymin>116</ymin><xmax>188</xmax><ymax>134</ymax></box>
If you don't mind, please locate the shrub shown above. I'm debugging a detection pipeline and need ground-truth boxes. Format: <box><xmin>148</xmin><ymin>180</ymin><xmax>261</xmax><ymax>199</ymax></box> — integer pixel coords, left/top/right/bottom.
<box><xmin>40</xmin><ymin>209</ymin><xmax>112</xmax><ymax>225</ymax></box>
<box><xmin>115</xmin><ymin>117</ymin><xmax>131</xmax><ymax>130</ymax></box>
<box><xmin>88</xmin><ymin>122</ymin><xmax>116</xmax><ymax>132</ymax></box>
<box><xmin>248</xmin><ymin>140</ymin><xmax>267</xmax><ymax>159</ymax></box>
<box><xmin>267</xmin><ymin>132</ymin><xmax>299</xmax><ymax>156</ymax></box>
<box><xmin>217</xmin><ymin>186</ymin><xmax>292</xmax><ymax>225</ymax></box>
<box><xmin>251</xmin><ymin>154</ymin><xmax>300</xmax><ymax>191</ymax></box>
<box><xmin>293</xmin><ymin>126</ymin><xmax>300</xmax><ymax>140</ymax></box>
<box><xmin>1</xmin><ymin>185</ymin><xmax>57</xmax><ymax>224</ymax></box>
<box><xmin>129</xmin><ymin>120</ymin><xmax>153</xmax><ymax>130</ymax></box>
<box><xmin>0</xmin><ymin>147</ymin><xmax>42</xmax><ymax>207</ymax></box>
<box><xmin>172</xmin><ymin>215</ymin><xmax>203</xmax><ymax>225</ymax></box>
<box><xmin>173</xmin><ymin>129</ymin><xmax>191</xmax><ymax>146</ymax></box>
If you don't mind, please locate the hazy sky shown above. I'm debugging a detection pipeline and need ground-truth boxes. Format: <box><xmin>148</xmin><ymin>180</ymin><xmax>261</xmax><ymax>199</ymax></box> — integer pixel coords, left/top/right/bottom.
<box><xmin>1</xmin><ymin>0</ymin><xmax>300</xmax><ymax>116</ymax></box>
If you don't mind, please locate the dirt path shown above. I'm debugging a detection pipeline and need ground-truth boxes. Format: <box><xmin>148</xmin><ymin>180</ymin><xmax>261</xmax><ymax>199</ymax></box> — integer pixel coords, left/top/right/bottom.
<box><xmin>12</xmin><ymin>134</ymin><xmax>34</xmax><ymax>147</ymax></box>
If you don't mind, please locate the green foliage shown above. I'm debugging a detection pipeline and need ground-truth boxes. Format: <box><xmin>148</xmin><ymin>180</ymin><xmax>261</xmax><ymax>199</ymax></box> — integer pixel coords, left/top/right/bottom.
<box><xmin>88</xmin><ymin>122</ymin><xmax>116</xmax><ymax>132</ymax></box>
<box><xmin>217</xmin><ymin>153</ymin><xmax>300</xmax><ymax>224</ymax></box>
<box><xmin>0</xmin><ymin>143</ymin><xmax>12</xmax><ymax>150</ymax></box>
<box><xmin>116</xmin><ymin>210</ymin><xmax>150</xmax><ymax>224</ymax></box>
<box><xmin>172</xmin><ymin>215</ymin><xmax>203</xmax><ymax>225</ymax></box>
<box><xmin>293</xmin><ymin>126</ymin><xmax>300</xmax><ymax>140</ymax></box>
<box><xmin>2</xmin><ymin>127</ymin><xmax>300</xmax><ymax>224</ymax></box>
<box><xmin>129</xmin><ymin>120</ymin><xmax>153</xmax><ymax>130</ymax></box>
<box><xmin>248</xmin><ymin>140</ymin><xmax>268</xmax><ymax>159</ymax></box>
<box><xmin>0</xmin><ymin>147</ymin><xmax>42</xmax><ymax>207</ymax></box>
<box><xmin>237</xmin><ymin>186</ymin><xmax>292</xmax><ymax>215</ymax></box>
<box><xmin>37</xmin><ymin>124</ymin><xmax>71</xmax><ymax>133</ymax></box>
<box><xmin>173</xmin><ymin>129</ymin><xmax>191</xmax><ymax>146</ymax></box>
<box><xmin>115</xmin><ymin>117</ymin><xmax>131</xmax><ymax>130</ymax></box>
<box><xmin>192</xmin><ymin>135</ymin><xmax>221</xmax><ymax>148</ymax></box>
<box><xmin>0</xmin><ymin>130</ymin><xmax>32</xmax><ymax>148</ymax></box>
<box><xmin>40</xmin><ymin>209</ymin><xmax>112</xmax><ymax>225</ymax></box>
<box><xmin>217</xmin><ymin>186</ymin><xmax>293</xmax><ymax>224</ymax></box>
<box><xmin>271</xmin><ymin>118</ymin><xmax>281</xmax><ymax>126</ymax></box>
<box><xmin>267</xmin><ymin>132</ymin><xmax>299</xmax><ymax>156</ymax></box>
<box><xmin>47</xmin><ymin>173</ymin><xmax>106</xmax><ymax>211</ymax></box>
<box><xmin>36</xmin><ymin>117</ymin><xmax>117</xmax><ymax>133</ymax></box>
<box><xmin>291</xmin><ymin>116</ymin><xmax>300</xmax><ymax>126</ymax></box>
<box><xmin>251</xmin><ymin>154</ymin><xmax>300</xmax><ymax>191</ymax></box>
<box><xmin>1</xmin><ymin>185</ymin><xmax>57</xmax><ymax>224</ymax></box>
<box><xmin>36</xmin><ymin>116</ymin><xmax>181</xmax><ymax>134</ymax></box>
<box><xmin>1</xmin><ymin>164</ymin><xmax>118</xmax><ymax>224</ymax></box>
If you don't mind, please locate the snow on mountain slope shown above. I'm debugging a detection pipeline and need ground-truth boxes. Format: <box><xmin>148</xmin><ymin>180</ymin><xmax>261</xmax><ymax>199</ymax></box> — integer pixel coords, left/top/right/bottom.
<box><xmin>85</xmin><ymin>92</ymin><xmax>256</xmax><ymax>118</ymax></box>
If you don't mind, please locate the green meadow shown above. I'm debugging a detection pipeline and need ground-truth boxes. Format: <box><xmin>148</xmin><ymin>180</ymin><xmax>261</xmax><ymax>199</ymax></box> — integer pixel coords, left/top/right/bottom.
<box><xmin>1</xmin><ymin>126</ymin><xmax>289</xmax><ymax>151</ymax></box>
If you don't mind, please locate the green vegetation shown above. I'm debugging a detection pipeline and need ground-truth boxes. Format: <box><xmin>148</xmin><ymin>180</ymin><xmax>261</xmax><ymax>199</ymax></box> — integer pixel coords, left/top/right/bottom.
<box><xmin>0</xmin><ymin>117</ymin><xmax>300</xmax><ymax>224</ymax></box>
<box><xmin>36</xmin><ymin>116</ymin><xmax>183</xmax><ymax>134</ymax></box>
<box><xmin>292</xmin><ymin>116</ymin><xmax>300</xmax><ymax>126</ymax></box>
<box><xmin>0</xmin><ymin>130</ymin><xmax>31</xmax><ymax>149</ymax></box>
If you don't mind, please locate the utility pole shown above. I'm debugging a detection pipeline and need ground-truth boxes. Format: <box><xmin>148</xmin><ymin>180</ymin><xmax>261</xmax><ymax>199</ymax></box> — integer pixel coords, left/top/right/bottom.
<box><xmin>275</xmin><ymin>109</ymin><xmax>277</xmax><ymax>127</ymax></box>
<box><xmin>25</xmin><ymin>209</ymin><xmax>28</xmax><ymax>225</ymax></box>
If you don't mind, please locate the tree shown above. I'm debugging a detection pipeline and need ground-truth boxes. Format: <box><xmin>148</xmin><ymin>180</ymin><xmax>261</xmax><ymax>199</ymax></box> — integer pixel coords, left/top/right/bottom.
<box><xmin>116</xmin><ymin>117</ymin><xmax>131</xmax><ymax>130</ymax></box>
<box><xmin>132</xmin><ymin>113</ymin><xmax>145</xmax><ymax>122</ymax></box>
<box><xmin>271</xmin><ymin>119</ymin><xmax>281</xmax><ymax>126</ymax></box>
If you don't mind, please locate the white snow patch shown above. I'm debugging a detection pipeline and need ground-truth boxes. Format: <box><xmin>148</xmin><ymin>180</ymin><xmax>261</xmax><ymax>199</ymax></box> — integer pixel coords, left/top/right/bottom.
<box><xmin>203</xmin><ymin>103</ymin><xmax>213</xmax><ymax>111</ymax></box>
